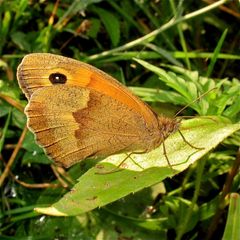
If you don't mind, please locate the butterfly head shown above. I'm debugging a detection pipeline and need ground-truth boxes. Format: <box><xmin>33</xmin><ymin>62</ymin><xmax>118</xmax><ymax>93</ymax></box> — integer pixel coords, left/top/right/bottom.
<box><xmin>157</xmin><ymin>116</ymin><xmax>181</xmax><ymax>140</ymax></box>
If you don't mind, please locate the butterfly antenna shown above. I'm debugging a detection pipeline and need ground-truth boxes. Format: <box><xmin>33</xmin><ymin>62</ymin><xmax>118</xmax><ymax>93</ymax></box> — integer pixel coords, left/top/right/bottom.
<box><xmin>174</xmin><ymin>87</ymin><xmax>217</xmax><ymax>118</ymax></box>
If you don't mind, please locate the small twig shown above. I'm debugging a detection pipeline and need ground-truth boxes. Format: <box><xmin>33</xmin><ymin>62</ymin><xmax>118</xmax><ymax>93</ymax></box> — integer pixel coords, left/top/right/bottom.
<box><xmin>48</xmin><ymin>0</ymin><xmax>60</xmax><ymax>26</ymax></box>
<box><xmin>51</xmin><ymin>165</ymin><xmax>70</xmax><ymax>188</ymax></box>
<box><xmin>53</xmin><ymin>166</ymin><xmax>75</xmax><ymax>185</ymax></box>
<box><xmin>0</xmin><ymin>93</ymin><xmax>24</xmax><ymax>112</ymax></box>
<box><xmin>206</xmin><ymin>147</ymin><xmax>240</xmax><ymax>240</ymax></box>
<box><xmin>0</xmin><ymin>125</ymin><xmax>28</xmax><ymax>186</ymax></box>
<box><xmin>12</xmin><ymin>175</ymin><xmax>60</xmax><ymax>189</ymax></box>
<box><xmin>1</xmin><ymin>157</ymin><xmax>61</xmax><ymax>189</ymax></box>
<box><xmin>203</xmin><ymin>0</ymin><xmax>240</xmax><ymax>19</ymax></box>
<box><xmin>4</xmin><ymin>144</ymin><xmax>17</xmax><ymax>150</ymax></box>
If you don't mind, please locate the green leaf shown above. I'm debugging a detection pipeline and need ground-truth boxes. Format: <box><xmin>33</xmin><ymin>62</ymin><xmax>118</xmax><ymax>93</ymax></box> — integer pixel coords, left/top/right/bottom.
<box><xmin>162</xmin><ymin>196</ymin><xmax>199</xmax><ymax>231</ymax></box>
<box><xmin>22</xmin><ymin>151</ymin><xmax>51</xmax><ymax>165</ymax></box>
<box><xmin>0</xmin><ymin>103</ymin><xmax>11</xmax><ymax>117</ymax></box>
<box><xmin>134</xmin><ymin>58</ymin><xmax>201</xmax><ymax>112</ymax></box>
<box><xmin>55</xmin><ymin>0</ymin><xmax>103</xmax><ymax>29</ymax></box>
<box><xmin>93</xmin><ymin>7</ymin><xmax>120</xmax><ymax>47</ymax></box>
<box><xmin>224</xmin><ymin>95</ymin><xmax>240</xmax><ymax>118</ymax></box>
<box><xmin>133</xmin><ymin>59</ymin><xmax>240</xmax><ymax>118</ymax></box>
<box><xmin>21</xmin><ymin>131</ymin><xmax>52</xmax><ymax>165</ymax></box>
<box><xmin>222</xmin><ymin>193</ymin><xmax>240</xmax><ymax>240</ymax></box>
<box><xmin>12</xmin><ymin>108</ymin><xmax>26</xmax><ymax>129</ymax></box>
<box><xmin>35</xmin><ymin>117</ymin><xmax>240</xmax><ymax>216</ymax></box>
<box><xmin>130</xmin><ymin>86</ymin><xmax>185</xmax><ymax>105</ymax></box>
<box><xmin>11</xmin><ymin>31</ymin><xmax>31</xmax><ymax>51</ymax></box>
<box><xmin>86</xmin><ymin>18</ymin><xmax>101</xmax><ymax>38</ymax></box>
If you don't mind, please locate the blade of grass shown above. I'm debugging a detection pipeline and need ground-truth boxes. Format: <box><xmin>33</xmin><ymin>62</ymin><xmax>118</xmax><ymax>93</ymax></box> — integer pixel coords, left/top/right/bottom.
<box><xmin>145</xmin><ymin>43</ymin><xmax>183</xmax><ymax>67</ymax></box>
<box><xmin>222</xmin><ymin>193</ymin><xmax>240</xmax><ymax>240</ymax></box>
<box><xmin>206</xmin><ymin>28</ymin><xmax>228</xmax><ymax>77</ymax></box>
<box><xmin>170</xmin><ymin>0</ymin><xmax>191</xmax><ymax>69</ymax></box>
<box><xmin>0</xmin><ymin>109</ymin><xmax>11</xmax><ymax>153</ymax></box>
<box><xmin>87</xmin><ymin>0</ymin><xmax>229</xmax><ymax>62</ymax></box>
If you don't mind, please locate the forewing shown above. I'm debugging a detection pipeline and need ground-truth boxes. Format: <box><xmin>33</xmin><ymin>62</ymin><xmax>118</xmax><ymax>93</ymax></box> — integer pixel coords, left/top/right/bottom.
<box><xmin>17</xmin><ymin>53</ymin><xmax>157</xmax><ymax>127</ymax></box>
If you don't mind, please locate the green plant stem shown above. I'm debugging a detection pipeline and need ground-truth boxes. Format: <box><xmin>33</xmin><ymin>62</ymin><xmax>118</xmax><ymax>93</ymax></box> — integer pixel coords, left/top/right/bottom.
<box><xmin>93</xmin><ymin>51</ymin><xmax>240</xmax><ymax>63</ymax></box>
<box><xmin>87</xmin><ymin>0</ymin><xmax>229</xmax><ymax>62</ymax></box>
<box><xmin>170</xmin><ymin>0</ymin><xmax>191</xmax><ymax>69</ymax></box>
<box><xmin>206</xmin><ymin>148</ymin><xmax>240</xmax><ymax>240</ymax></box>
<box><xmin>176</xmin><ymin>157</ymin><xmax>207</xmax><ymax>240</ymax></box>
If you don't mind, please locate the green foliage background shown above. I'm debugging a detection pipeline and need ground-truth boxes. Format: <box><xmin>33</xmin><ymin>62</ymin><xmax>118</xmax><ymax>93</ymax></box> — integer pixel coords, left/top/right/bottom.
<box><xmin>0</xmin><ymin>0</ymin><xmax>240</xmax><ymax>239</ymax></box>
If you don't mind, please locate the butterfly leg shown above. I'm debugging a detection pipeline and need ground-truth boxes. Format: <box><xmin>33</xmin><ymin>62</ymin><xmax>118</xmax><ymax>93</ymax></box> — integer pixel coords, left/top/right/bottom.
<box><xmin>162</xmin><ymin>140</ymin><xmax>173</xmax><ymax>168</ymax></box>
<box><xmin>95</xmin><ymin>154</ymin><xmax>130</xmax><ymax>175</ymax></box>
<box><xmin>96</xmin><ymin>152</ymin><xmax>145</xmax><ymax>175</ymax></box>
<box><xmin>178</xmin><ymin>130</ymin><xmax>204</xmax><ymax>150</ymax></box>
<box><xmin>128</xmin><ymin>152</ymin><xmax>145</xmax><ymax>170</ymax></box>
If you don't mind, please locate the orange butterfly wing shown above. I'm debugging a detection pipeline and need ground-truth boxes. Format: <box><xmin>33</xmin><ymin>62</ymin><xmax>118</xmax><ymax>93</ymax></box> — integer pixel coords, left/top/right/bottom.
<box><xmin>17</xmin><ymin>53</ymin><xmax>162</xmax><ymax>167</ymax></box>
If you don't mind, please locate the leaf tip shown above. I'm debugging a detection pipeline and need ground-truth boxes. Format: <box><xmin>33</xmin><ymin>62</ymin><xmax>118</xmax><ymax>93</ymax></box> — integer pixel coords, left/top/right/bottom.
<box><xmin>34</xmin><ymin>206</ymin><xmax>67</xmax><ymax>216</ymax></box>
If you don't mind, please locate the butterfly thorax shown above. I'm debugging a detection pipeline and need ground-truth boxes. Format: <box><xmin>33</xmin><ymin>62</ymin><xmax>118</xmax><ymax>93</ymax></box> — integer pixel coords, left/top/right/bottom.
<box><xmin>147</xmin><ymin>116</ymin><xmax>180</xmax><ymax>150</ymax></box>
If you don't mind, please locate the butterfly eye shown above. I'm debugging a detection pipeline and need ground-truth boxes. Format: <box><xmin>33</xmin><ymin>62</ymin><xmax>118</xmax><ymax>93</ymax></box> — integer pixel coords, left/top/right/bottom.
<box><xmin>49</xmin><ymin>73</ymin><xmax>67</xmax><ymax>84</ymax></box>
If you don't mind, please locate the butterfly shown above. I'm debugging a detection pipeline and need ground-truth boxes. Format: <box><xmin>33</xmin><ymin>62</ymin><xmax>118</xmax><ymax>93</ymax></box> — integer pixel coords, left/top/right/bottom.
<box><xmin>17</xmin><ymin>53</ymin><xmax>180</xmax><ymax>168</ymax></box>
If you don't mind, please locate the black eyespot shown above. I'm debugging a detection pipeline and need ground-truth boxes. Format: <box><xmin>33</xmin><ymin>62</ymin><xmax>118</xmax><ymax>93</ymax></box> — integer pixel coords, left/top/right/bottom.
<box><xmin>49</xmin><ymin>73</ymin><xmax>67</xmax><ymax>84</ymax></box>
